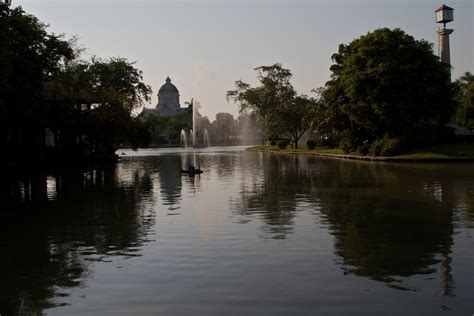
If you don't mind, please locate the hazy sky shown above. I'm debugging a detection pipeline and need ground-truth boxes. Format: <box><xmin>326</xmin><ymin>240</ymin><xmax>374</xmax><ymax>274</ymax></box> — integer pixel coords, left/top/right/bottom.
<box><xmin>16</xmin><ymin>0</ymin><xmax>474</xmax><ymax>119</ymax></box>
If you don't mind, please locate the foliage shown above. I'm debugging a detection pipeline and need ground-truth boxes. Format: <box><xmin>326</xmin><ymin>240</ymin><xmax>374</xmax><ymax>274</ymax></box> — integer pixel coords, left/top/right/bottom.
<box><xmin>127</xmin><ymin>117</ymin><xmax>151</xmax><ymax>150</ymax></box>
<box><xmin>369</xmin><ymin>136</ymin><xmax>401</xmax><ymax>156</ymax></box>
<box><xmin>316</xmin><ymin>28</ymin><xmax>454</xmax><ymax>153</ymax></box>
<box><xmin>0</xmin><ymin>6</ymin><xmax>152</xmax><ymax>162</ymax></box>
<box><xmin>0</xmin><ymin>5</ymin><xmax>74</xmax><ymax>159</ymax></box>
<box><xmin>49</xmin><ymin>57</ymin><xmax>152</xmax><ymax>155</ymax></box>
<box><xmin>278</xmin><ymin>140</ymin><xmax>289</xmax><ymax>149</ymax></box>
<box><xmin>212</xmin><ymin>112</ymin><xmax>236</xmax><ymax>145</ymax></box>
<box><xmin>144</xmin><ymin>108</ymin><xmax>192</xmax><ymax>146</ymax></box>
<box><xmin>453</xmin><ymin>72</ymin><xmax>474</xmax><ymax>129</ymax></box>
<box><xmin>306</xmin><ymin>139</ymin><xmax>317</xmax><ymax>150</ymax></box>
<box><xmin>227</xmin><ymin>63</ymin><xmax>316</xmax><ymax>148</ymax></box>
<box><xmin>277</xmin><ymin>95</ymin><xmax>317</xmax><ymax>148</ymax></box>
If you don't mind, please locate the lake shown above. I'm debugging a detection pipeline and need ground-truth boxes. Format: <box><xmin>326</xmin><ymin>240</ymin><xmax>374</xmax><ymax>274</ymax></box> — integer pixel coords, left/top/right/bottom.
<box><xmin>1</xmin><ymin>147</ymin><xmax>473</xmax><ymax>315</ymax></box>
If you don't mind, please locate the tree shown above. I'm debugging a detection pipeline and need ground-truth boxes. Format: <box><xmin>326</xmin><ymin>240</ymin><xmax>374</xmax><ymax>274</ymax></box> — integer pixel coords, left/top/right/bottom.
<box><xmin>227</xmin><ymin>64</ymin><xmax>296</xmax><ymax>140</ymax></box>
<box><xmin>0</xmin><ymin>5</ymin><xmax>74</xmax><ymax>159</ymax></box>
<box><xmin>318</xmin><ymin>28</ymin><xmax>454</xmax><ymax>153</ymax></box>
<box><xmin>85</xmin><ymin>57</ymin><xmax>152</xmax><ymax>154</ymax></box>
<box><xmin>453</xmin><ymin>72</ymin><xmax>474</xmax><ymax>129</ymax></box>
<box><xmin>227</xmin><ymin>63</ymin><xmax>314</xmax><ymax>147</ymax></box>
<box><xmin>1</xmin><ymin>5</ymin><xmax>153</xmax><ymax>162</ymax></box>
<box><xmin>212</xmin><ymin>112</ymin><xmax>236</xmax><ymax>145</ymax></box>
<box><xmin>46</xmin><ymin>57</ymin><xmax>152</xmax><ymax>155</ymax></box>
<box><xmin>277</xmin><ymin>95</ymin><xmax>317</xmax><ymax>148</ymax></box>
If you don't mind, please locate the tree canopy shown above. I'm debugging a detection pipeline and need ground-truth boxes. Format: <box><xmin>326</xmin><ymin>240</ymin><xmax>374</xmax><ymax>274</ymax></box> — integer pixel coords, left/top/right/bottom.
<box><xmin>227</xmin><ymin>63</ymin><xmax>316</xmax><ymax>148</ymax></box>
<box><xmin>453</xmin><ymin>72</ymin><xmax>474</xmax><ymax>129</ymax></box>
<box><xmin>1</xmin><ymin>5</ymin><xmax>74</xmax><ymax>155</ymax></box>
<box><xmin>0</xmin><ymin>5</ymin><xmax>152</xmax><ymax>163</ymax></box>
<box><xmin>316</xmin><ymin>28</ymin><xmax>454</xmax><ymax>154</ymax></box>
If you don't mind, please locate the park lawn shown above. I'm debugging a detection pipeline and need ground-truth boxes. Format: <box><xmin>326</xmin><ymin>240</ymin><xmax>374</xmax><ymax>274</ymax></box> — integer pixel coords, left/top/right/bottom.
<box><xmin>395</xmin><ymin>143</ymin><xmax>474</xmax><ymax>158</ymax></box>
<box><xmin>247</xmin><ymin>143</ymin><xmax>474</xmax><ymax>159</ymax></box>
<box><xmin>247</xmin><ymin>145</ymin><xmax>345</xmax><ymax>155</ymax></box>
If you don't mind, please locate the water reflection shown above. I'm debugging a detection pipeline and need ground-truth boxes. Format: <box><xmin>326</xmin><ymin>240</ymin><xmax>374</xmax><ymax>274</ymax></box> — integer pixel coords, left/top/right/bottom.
<box><xmin>232</xmin><ymin>154</ymin><xmax>317</xmax><ymax>239</ymax></box>
<box><xmin>154</xmin><ymin>155</ymin><xmax>183</xmax><ymax>205</ymax></box>
<box><xmin>233</xmin><ymin>153</ymin><xmax>474</xmax><ymax>293</ymax></box>
<box><xmin>1</xmin><ymin>150</ymin><xmax>473</xmax><ymax>315</ymax></box>
<box><xmin>0</xmin><ymin>165</ymin><xmax>155</xmax><ymax>315</ymax></box>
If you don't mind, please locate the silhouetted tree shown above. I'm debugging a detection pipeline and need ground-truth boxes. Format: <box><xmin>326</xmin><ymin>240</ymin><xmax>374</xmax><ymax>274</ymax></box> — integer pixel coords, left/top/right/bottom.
<box><xmin>316</xmin><ymin>28</ymin><xmax>454</xmax><ymax>153</ymax></box>
<box><xmin>0</xmin><ymin>5</ymin><xmax>74</xmax><ymax>160</ymax></box>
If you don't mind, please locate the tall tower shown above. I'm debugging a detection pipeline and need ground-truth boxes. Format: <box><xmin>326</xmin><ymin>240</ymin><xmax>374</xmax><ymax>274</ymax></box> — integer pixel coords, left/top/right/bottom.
<box><xmin>435</xmin><ymin>4</ymin><xmax>454</xmax><ymax>78</ymax></box>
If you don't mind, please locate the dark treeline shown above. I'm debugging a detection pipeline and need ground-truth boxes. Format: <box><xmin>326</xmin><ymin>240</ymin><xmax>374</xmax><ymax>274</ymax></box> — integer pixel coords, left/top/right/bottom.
<box><xmin>3</xmin><ymin>5</ymin><xmax>472</xmax><ymax>160</ymax></box>
<box><xmin>227</xmin><ymin>28</ymin><xmax>474</xmax><ymax>154</ymax></box>
<box><xmin>0</xmin><ymin>5</ymin><xmax>151</xmax><ymax>167</ymax></box>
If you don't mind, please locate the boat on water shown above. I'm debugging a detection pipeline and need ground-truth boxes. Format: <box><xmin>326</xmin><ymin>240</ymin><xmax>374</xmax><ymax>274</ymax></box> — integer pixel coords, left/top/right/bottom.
<box><xmin>181</xmin><ymin>164</ymin><xmax>203</xmax><ymax>174</ymax></box>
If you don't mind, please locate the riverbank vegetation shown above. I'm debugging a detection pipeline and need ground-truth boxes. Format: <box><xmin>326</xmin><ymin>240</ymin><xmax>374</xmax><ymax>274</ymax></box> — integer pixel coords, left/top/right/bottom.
<box><xmin>230</xmin><ymin>28</ymin><xmax>473</xmax><ymax>157</ymax></box>
<box><xmin>247</xmin><ymin>143</ymin><xmax>474</xmax><ymax>160</ymax></box>
<box><xmin>0</xmin><ymin>5</ymin><xmax>151</xmax><ymax>166</ymax></box>
<box><xmin>3</xmin><ymin>4</ymin><xmax>473</xmax><ymax>162</ymax></box>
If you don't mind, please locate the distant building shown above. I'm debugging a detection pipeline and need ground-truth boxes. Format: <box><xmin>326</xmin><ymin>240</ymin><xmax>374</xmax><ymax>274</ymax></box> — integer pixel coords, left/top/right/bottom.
<box><xmin>140</xmin><ymin>77</ymin><xmax>186</xmax><ymax>118</ymax></box>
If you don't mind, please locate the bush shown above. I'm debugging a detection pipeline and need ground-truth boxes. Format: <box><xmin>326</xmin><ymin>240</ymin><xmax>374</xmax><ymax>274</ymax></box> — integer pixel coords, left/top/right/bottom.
<box><xmin>369</xmin><ymin>141</ymin><xmax>383</xmax><ymax>156</ymax></box>
<box><xmin>356</xmin><ymin>141</ymin><xmax>370</xmax><ymax>155</ymax></box>
<box><xmin>380</xmin><ymin>138</ymin><xmax>401</xmax><ymax>156</ymax></box>
<box><xmin>339</xmin><ymin>138</ymin><xmax>353</xmax><ymax>153</ymax></box>
<box><xmin>278</xmin><ymin>140</ymin><xmax>289</xmax><ymax>149</ymax></box>
<box><xmin>369</xmin><ymin>136</ymin><xmax>401</xmax><ymax>156</ymax></box>
<box><xmin>306</xmin><ymin>139</ymin><xmax>317</xmax><ymax>150</ymax></box>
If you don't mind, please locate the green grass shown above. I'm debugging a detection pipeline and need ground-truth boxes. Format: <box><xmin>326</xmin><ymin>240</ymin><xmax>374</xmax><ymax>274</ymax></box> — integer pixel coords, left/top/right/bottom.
<box><xmin>395</xmin><ymin>143</ymin><xmax>474</xmax><ymax>158</ymax></box>
<box><xmin>247</xmin><ymin>143</ymin><xmax>474</xmax><ymax>159</ymax></box>
<box><xmin>247</xmin><ymin>145</ymin><xmax>345</xmax><ymax>154</ymax></box>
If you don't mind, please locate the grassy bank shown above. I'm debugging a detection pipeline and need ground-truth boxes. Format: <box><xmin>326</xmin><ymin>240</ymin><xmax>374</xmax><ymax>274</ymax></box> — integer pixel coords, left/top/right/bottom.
<box><xmin>247</xmin><ymin>143</ymin><xmax>474</xmax><ymax>161</ymax></box>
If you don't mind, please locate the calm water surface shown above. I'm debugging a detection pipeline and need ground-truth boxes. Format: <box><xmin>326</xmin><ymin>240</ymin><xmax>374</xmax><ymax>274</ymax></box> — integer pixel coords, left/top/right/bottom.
<box><xmin>1</xmin><ymin>147</ymin><xmax>473</xmax><ymax>315</ymax></box>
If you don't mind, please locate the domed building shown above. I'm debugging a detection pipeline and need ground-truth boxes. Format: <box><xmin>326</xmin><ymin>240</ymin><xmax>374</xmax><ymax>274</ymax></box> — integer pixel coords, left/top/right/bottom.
<box><xmin>140</xmin><ymin>77</ymin><xmax>185</xmax><ymax>117</ymax></box>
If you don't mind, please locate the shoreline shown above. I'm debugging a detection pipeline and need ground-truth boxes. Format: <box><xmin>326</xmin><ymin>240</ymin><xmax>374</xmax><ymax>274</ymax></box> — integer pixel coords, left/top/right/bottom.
<box><xmin>246</xmin><ymin>146</ymin><xmax>474</xmax><ymax>163</ymax></box>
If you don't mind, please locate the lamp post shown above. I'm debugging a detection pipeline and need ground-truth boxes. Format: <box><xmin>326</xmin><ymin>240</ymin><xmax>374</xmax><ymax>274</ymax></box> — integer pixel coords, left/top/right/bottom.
<box><xmin>435</xmin><ymin>4</ymin><xmax>454</xmax><ymax>78</ymax></box>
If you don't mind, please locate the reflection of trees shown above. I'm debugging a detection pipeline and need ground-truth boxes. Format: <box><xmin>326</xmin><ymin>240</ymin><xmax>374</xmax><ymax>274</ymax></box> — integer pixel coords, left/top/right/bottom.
<box><xmin>233</xmin><ymin>154</ymin><xmax>317</xmax><ymax>239</ymax></box>
<box><xmin>0</xmin><ymin>165</ymin><xmax>154</xmax><ymax>315</ymax></box>
<box><xmin>314</xmin><ymin>162</ymin><xmax>474</xmax><ymax>293</ymax></box>
<box><xmin>234</xmin><ymin>153</ymin><xmax>474</xmax><ymax>293</ymax></box>
<box><xmin>154</xmin><ymin>155</ymin><xmax>182</xmax><ymax>205</ymax></box>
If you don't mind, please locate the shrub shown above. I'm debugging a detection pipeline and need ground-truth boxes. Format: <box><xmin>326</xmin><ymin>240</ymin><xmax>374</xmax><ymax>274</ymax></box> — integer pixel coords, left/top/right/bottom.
<box><xmin>278</xmin><ymin>140</ymin><xmax>289</xmax><ymax>149</ymax></box>
<box><xmin>339</xmin><ymin>138</ymin><xmax>353</xmax><ymax>153</ymax></box>
<box><xmin>370</xmin><ymin>136</ymin><xmax>401</xmax><ymax>156</ymax></box>
<box><xmin>306</xmin><ymin>139</ymin><xmax>317</xmax><ymax>150</ymax></box>
<box><xmin>369</xmin><ymin>141</ymin><xmax>383</xmax><ymax>156</ymax></box>
<box><xmin>380</xmin><ymin>138</ymin><xmax>401</xmax><ymax>156</ymax></box>
<box><xmin>356</xmin><ymin>141</ymin><xmax>370</xmax><ymax>155</ymax></box>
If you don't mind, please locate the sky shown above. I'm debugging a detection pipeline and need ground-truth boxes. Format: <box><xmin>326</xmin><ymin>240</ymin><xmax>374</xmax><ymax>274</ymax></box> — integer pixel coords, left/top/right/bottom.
<box><xmin>15</xmin><ymin>0</ymin><xmax>474</xmax><ymax>120</ymax></box>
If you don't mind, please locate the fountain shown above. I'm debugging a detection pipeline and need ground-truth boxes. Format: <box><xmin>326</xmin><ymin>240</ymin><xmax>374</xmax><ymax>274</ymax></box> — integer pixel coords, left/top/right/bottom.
<box><xmin>189</xmin><ymin>100</ymin><xmax>211</xmax><ymax>148</ymax></box>
<box><xmin>180</xmin><ymin>129</ymin><xmax>189</xmax><ymax>148</ymax></box>
<box><xmin>203</xmin><ymin>128</ymin><xmax>211</xmax><ymax>147</ymax></box>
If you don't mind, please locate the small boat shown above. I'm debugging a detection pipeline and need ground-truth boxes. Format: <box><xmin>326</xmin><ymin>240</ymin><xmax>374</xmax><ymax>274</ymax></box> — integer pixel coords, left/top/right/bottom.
<box><xmin>181</xmin><ymin>164</ymin><xmax>203</xmax><ymax>174</ymax></box>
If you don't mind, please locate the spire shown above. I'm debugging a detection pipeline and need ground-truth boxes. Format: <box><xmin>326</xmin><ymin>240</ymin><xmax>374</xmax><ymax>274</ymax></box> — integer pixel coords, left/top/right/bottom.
<box><xmin>166</xmin><ymin>76</ymin><xmax>171</xmax><ymax>83</ymax></box>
